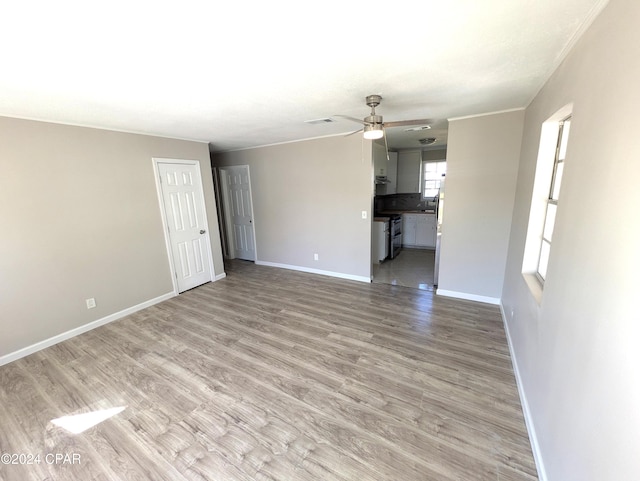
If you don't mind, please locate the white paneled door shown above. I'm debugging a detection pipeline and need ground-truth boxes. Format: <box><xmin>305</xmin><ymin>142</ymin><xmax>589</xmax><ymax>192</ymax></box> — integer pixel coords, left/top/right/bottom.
<box><xmin>222</xmin><ymin>166</ymin><xmax>255</xmax><ymax>261</ymax></box>
<box><xmin>157</xmin><ymin>161</ymin><xmax>213</xmax><ymax>292</ymax></box>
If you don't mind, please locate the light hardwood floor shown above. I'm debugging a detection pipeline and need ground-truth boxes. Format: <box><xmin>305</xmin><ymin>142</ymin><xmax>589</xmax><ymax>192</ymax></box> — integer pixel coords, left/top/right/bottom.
<box><xmin>0</xmin><ymin>260</ymin><xmax>537</xmax><ymax>481</ymax></box>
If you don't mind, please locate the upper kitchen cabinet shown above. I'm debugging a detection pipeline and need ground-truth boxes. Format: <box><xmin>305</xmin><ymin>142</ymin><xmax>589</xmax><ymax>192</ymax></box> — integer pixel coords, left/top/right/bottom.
<box><xmin>397</xmin><ymin>150</ymin><xmax>422</xmax><ymax>193</ymax></box>
<box><xmin>385</xmin><ymin>151</ymin><xmax>397</xmax><ymax>195</ymax></box>
<box><xmin>373</xmin><ymin>140</ymin><xmax>387</xmax><ymax>176</ymax></box>
<box><xmin>374</xmin><ymin>141</ymin><xmax>398</xmax><ymax>195</ymax></box>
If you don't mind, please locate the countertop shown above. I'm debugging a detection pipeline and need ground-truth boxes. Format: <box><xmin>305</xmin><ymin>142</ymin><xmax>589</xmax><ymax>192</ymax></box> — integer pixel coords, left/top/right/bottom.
<box><xmin>378</xmin><ymin>210</ymin><xmax>436</xmax><ymax>215</ymax></box>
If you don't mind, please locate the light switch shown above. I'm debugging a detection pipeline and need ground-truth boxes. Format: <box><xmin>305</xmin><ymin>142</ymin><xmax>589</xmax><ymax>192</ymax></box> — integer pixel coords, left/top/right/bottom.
<box><xmin>362</xmin><ymin>211</ymin><xmax>367</xmax><ymax>219</ymax></box>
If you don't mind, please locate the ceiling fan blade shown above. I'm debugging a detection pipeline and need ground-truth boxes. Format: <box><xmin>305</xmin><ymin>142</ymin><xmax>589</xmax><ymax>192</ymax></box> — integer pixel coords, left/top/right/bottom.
<box><xmin>333</xmin><ymin>114</ymin><xmax>367</xmax><ymax>125</ymax></box>
<box><xmin>345</xmin><ymin>128</ymin><xmax>364</xmax><ymax>137</ymax></box>
<box><xmin>383</xmin><ymin>119</ymin><xmax>434</xmax><ymax>128</ymax></box>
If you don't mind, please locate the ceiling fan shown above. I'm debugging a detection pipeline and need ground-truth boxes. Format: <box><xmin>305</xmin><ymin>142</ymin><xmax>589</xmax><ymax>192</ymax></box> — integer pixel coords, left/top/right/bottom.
<box><xmin>335</xmin><ymin>94</ymin><xmax>433</xmax><ymax>140</ymax></box>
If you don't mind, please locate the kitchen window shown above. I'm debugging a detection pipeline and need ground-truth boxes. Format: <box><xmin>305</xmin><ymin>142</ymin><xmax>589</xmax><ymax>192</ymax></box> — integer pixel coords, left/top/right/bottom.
<box><xmin>422</xmin><ymin>160</ymin><xmax>446</xmax><ymax>199</ymax></box>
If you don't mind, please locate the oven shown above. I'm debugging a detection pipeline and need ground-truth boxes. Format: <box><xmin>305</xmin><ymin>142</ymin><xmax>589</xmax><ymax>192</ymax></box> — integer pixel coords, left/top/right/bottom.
<box><xmin>389</xmin><ymin>215</ymin><xmax>402</xmax><ymax>259</ymax></box>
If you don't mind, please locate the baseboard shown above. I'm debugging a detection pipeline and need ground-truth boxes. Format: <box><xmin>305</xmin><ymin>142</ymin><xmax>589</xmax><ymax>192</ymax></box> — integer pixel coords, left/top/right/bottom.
<box><xmin>214</xmin><ymin>272</ymin><xmax>227</xmax><ymax>281</ymax></box>
<box><xmin>435</xmin><ymin>288</ymin><xmax>501</xmax><ymax>305</ymax></box>
<box><xmin>0</xmin><ymin>291</ymin><xmax>176</xmax><ymax>367</ymax></box>
<box><xmin>499</xmin><ymin>303</ymin><xmax>547</xmax><ymax>481</ymax></box>
<box><xmin>255</xmin><ymin>261</ymin><xmax>370</xmax><ymax>283</ymax></box>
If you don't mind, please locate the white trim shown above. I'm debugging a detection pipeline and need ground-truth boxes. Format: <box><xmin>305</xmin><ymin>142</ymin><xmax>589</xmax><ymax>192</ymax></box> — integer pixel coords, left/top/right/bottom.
<box><xmin>435</xmin><ymin>289</ymin><xmax>501</xmax><ymax>305</ymax></box>
<box><xmin>448</xmin><ymin>107</ymin><xmax>525</xmax><ymax>122</ymax></box>
<box><xmin>0</xmin><ymin>113</ymin><xmax>209</xmax><ymax>144</ymax></box>
<box><xmin>212</xmin><ymin>167</ymin><xmax>230</xmax><ymax>258</ymax></box>
<box><xmin>218</xmin><ymin>168</ymin><xmax>235</xmax><ymax>259</ymax></box>
<box><xmin>500</xmin><ymin>304</ymin><xmax>547</xmax><ymax>481</ymax></box>
<box><xmin>245</xmin><ymin>166</ymin><xmax>258</xmax><ymax>262</ymax></box>
<box><xmin>214</xmin><ymin>272</ymin><xmax>227</xmax><ymax>281</ymax></box>
<box><xmin>527</xmin><ymin>0</ymin><xmax>610</xmax><ymax>106</ymax></box>
<box><xmin>152</xmin><ymin>158</ymin><xmax>217</xmax><ymax>293</ymax></box>
<box><xmin>152</xmin><ymin>159</ymin><xmax>179</xmax><ymax>294</ymax></box>
<box><xmin>214</xmin><ymin>131</ymin><xmax>353</xmax><ymax>154</ymax></box>
<box><xmin>255</xmin><ymin>261</ymin><xmax>370</xmax><ymax>283</ymax></box>
<box><xmin>0</xmin><ymin>292</ymin><xmax>175</xmax><ymax>367</ymax></box>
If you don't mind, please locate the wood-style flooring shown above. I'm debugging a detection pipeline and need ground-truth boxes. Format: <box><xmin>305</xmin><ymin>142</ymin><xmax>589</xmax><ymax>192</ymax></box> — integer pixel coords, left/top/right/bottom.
<box><xmin>0</xmin><ymin>260</ymin><xmax>537</xmax><ymax>481</ymax></box>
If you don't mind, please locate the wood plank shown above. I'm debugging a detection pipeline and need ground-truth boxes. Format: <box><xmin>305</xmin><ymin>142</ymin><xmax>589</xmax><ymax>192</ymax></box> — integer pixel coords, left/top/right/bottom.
<box><xmin>0</xmin><ymin>260</ymin><xmax>537</xmax><ymax>480</ymax></box>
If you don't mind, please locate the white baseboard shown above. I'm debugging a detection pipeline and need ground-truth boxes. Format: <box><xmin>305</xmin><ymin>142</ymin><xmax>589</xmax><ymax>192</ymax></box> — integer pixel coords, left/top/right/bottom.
<box><xmin>435</xmin><ymin>288</ymin><xmax>501</xmax><ymax>305</ymax></box>
<box><xmin>0</xmin><ymin>292</ymin><xmax>175</xmax><ymax>367</ymax></box>
<box><xmin>499</xmin><ymin>303</ymin><xmax>547</xmax><ymax>481</ymax></box>
<box><xmin>255</xmin><ymin>261</ymin><xmax>370</xmax><ymax>283</ymax></box>
<box><xmin>214</xmin><ymin>272</ymin><xmax>227</xmax><ymax>281</ymax></box>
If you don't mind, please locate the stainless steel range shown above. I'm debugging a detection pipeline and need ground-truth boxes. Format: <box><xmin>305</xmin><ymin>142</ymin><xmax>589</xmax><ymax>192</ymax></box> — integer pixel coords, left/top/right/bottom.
<box><xmin>389</xmin><ymin>215</ymin><xmax>402</xmax><ymax>259</ymax></box>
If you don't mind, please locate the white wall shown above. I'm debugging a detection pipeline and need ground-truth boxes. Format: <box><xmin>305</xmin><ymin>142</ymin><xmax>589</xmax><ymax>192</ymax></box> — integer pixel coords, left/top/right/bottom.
<box><xmin>501</xmin><ymin>0</ymin><xmax>640</xmax><ymax>479</ymax></box>
<box><xmin>213</xmin><ymin>135</ymin><xmax>373</xmax><ymax>281</ymax></box>
<box><xmin>438</xmin><ymin>110</ymin><xmax>524</xmax><ymax>303</ymax></box>
<box><xmin>0</xmin><ymin>116</ymin><xmax>224</xmax><ymax>361</ymax></box>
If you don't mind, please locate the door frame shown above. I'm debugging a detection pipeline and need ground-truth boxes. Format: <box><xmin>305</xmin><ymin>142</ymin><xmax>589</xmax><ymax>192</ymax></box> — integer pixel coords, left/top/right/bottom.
<box><xmin>152</xmin><ymin>157</ymin><xmax>216</xmax><ymax>295</ymax></box>
<box><xmin>218</xmin><ymin>165</ymin><xmax>257</xmax><ymax>261</ymax></box>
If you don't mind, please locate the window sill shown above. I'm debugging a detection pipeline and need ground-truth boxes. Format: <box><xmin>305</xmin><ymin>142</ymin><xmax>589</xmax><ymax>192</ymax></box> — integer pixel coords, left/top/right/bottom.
<box><xmin>522</xmin><ymin>272</ymin><xmax>543</xmax><ymax>305</ymax></box>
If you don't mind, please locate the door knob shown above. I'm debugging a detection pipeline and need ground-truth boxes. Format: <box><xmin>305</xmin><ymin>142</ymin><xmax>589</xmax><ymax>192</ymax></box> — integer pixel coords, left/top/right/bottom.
<box><xmin>200</xmin><ymin>229</ymin><xmax>206</xmax><ymax>234</ymax></box>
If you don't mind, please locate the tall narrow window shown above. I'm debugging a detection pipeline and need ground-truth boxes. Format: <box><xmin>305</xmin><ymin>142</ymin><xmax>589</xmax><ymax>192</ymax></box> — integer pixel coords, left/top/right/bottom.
<box><xmin>537</xmin><ymin>116</ymin><xmax>571</xmax><ymax>282</ymax></box>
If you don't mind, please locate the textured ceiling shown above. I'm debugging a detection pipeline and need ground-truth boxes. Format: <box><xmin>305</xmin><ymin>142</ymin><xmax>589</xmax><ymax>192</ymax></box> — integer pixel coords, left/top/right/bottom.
<box><xmin>0</xmin><ymin>0</ymin><xmax>608</xmax><ymax>152</ymax></box>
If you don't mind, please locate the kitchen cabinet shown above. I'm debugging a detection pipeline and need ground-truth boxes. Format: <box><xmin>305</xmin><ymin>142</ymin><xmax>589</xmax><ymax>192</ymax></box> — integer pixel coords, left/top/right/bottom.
<box><xmin>402</xmin><ymin>213</ymin><xmax>436</xmax><ymax>248</ymax></box>
<box><xmin>373</xmin><ymin>141</ymin><xmax>387</xmax><ymax>176</ymax></box>
<box><xmin>386</xmin><ymin>151</ymin><xmax>397</xmax><ymax>194</ymax></box>
<box><xmin>373</xmin><ymin>138</ymin><xmax>398</xmax><ymax>195</ymax></box>
<box><xmin>397</xmin><ymin>150</ymin><xmax>422</xmax><ymax>193</ymax></box>
<box><xmin>402</xmin><ymin>214</ymin><xmax>417</xmax><ymax>246</ymax></box>
<box><xmin>416</xmin><ymin>215</ymin><xmax>436</xmax><ymax>247</ymax></box>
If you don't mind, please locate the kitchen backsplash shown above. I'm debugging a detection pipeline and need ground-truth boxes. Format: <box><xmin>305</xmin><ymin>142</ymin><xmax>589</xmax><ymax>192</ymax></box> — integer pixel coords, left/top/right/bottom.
<box><xmin>375</xmin><ymin>193</ymin><xmax>437</xmax><ymax>212</ymax></box>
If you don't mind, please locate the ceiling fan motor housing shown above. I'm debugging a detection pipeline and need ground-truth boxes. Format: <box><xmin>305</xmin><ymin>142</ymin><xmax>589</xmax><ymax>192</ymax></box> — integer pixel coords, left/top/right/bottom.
<box><xmin>365</xmin><ymin>95</ymin><xmax>382</xmax><ymax>108</ymax></box>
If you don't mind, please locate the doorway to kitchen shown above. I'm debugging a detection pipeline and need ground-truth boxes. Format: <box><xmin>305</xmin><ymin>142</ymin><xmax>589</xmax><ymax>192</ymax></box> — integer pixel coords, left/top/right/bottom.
<box><xmin>372</xmin><ymin>248</ymin><xmax>436</xmax><ymax>290</ymax></box>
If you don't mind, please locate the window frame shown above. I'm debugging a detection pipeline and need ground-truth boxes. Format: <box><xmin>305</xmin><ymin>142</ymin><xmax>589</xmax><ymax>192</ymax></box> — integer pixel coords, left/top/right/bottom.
<box><xmin>421</xmin><ymin>160</ymin><xmax>446</xmax><ymax>200</ymax></box>
<box><xmin>536</xmin><ymin>116</ymin><xmax>571</xmax><ymax>284</ymax></box>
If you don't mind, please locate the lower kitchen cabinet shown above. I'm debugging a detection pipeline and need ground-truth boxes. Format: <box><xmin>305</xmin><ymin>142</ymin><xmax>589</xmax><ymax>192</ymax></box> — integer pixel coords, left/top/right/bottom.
<box><xmin>402</xmin><ymin>215</ymin><xmax>417</xmax><ymax>246</ymax></box>
<box><xmin>402</xmin><ymin>213</ymin><xmax>436</xmax><ymax>248</ymax></box>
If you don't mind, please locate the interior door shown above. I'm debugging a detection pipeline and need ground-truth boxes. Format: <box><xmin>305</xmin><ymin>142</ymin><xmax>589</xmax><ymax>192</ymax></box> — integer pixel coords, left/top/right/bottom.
<box><xmin>221</xmin><ymin>166</ymin><xmax>255</xmax><ymax>261</ymax></box>
<box><xmin>157</xmin><ymin>161</ymin><xmax>213</xmax><ymax>292</ymax></box>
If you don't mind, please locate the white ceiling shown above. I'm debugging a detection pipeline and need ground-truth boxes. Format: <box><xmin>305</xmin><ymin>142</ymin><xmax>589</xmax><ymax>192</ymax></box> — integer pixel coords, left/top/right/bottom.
<box><xmin>0</xmin><ymin>0</ymin><xmax>608</xmax><ymax>153</ymax></box>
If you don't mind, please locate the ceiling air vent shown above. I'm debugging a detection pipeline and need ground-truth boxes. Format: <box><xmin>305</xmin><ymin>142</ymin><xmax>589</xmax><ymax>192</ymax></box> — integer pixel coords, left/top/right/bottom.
<box><xmin>304</xmin><ymin>117</ymin><xmax>335</xmax><ymax>125</ymax></box>
<box><xmin>405</xmin><ymin>125</ymin><xmax>431</xmax><ymax>132</ymax></box>
<box><xmin>419</xmin><ymin>137</ymin><xmax>437</xmax><ymax>145</ymax></box>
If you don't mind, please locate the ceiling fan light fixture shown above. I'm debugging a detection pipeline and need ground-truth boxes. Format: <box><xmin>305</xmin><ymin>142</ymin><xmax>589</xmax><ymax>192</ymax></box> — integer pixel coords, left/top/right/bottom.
<box><xmin>363</xmin><ymin>124</ymin><xmax>384</xmax><ymax>140</ymax></box>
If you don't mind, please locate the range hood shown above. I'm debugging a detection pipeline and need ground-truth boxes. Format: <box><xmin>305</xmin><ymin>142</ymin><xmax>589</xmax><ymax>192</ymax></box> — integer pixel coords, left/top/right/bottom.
<box><xmin>375</xmin><ymin>175</ymin><xmax>390</xmax><ymax>184</ymax></box>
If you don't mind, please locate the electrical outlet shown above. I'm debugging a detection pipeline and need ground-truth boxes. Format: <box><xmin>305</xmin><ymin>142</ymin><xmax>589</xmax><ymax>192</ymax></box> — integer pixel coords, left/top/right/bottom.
<box><xmin>314</xmin><ymin>253</ymin><xmax>319</xmax><ymax>261</ymax></box>
<box><xmin>86</xmin><ymin>298</ymin><xmax>96</xmax><ymax>309</ymax></box>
